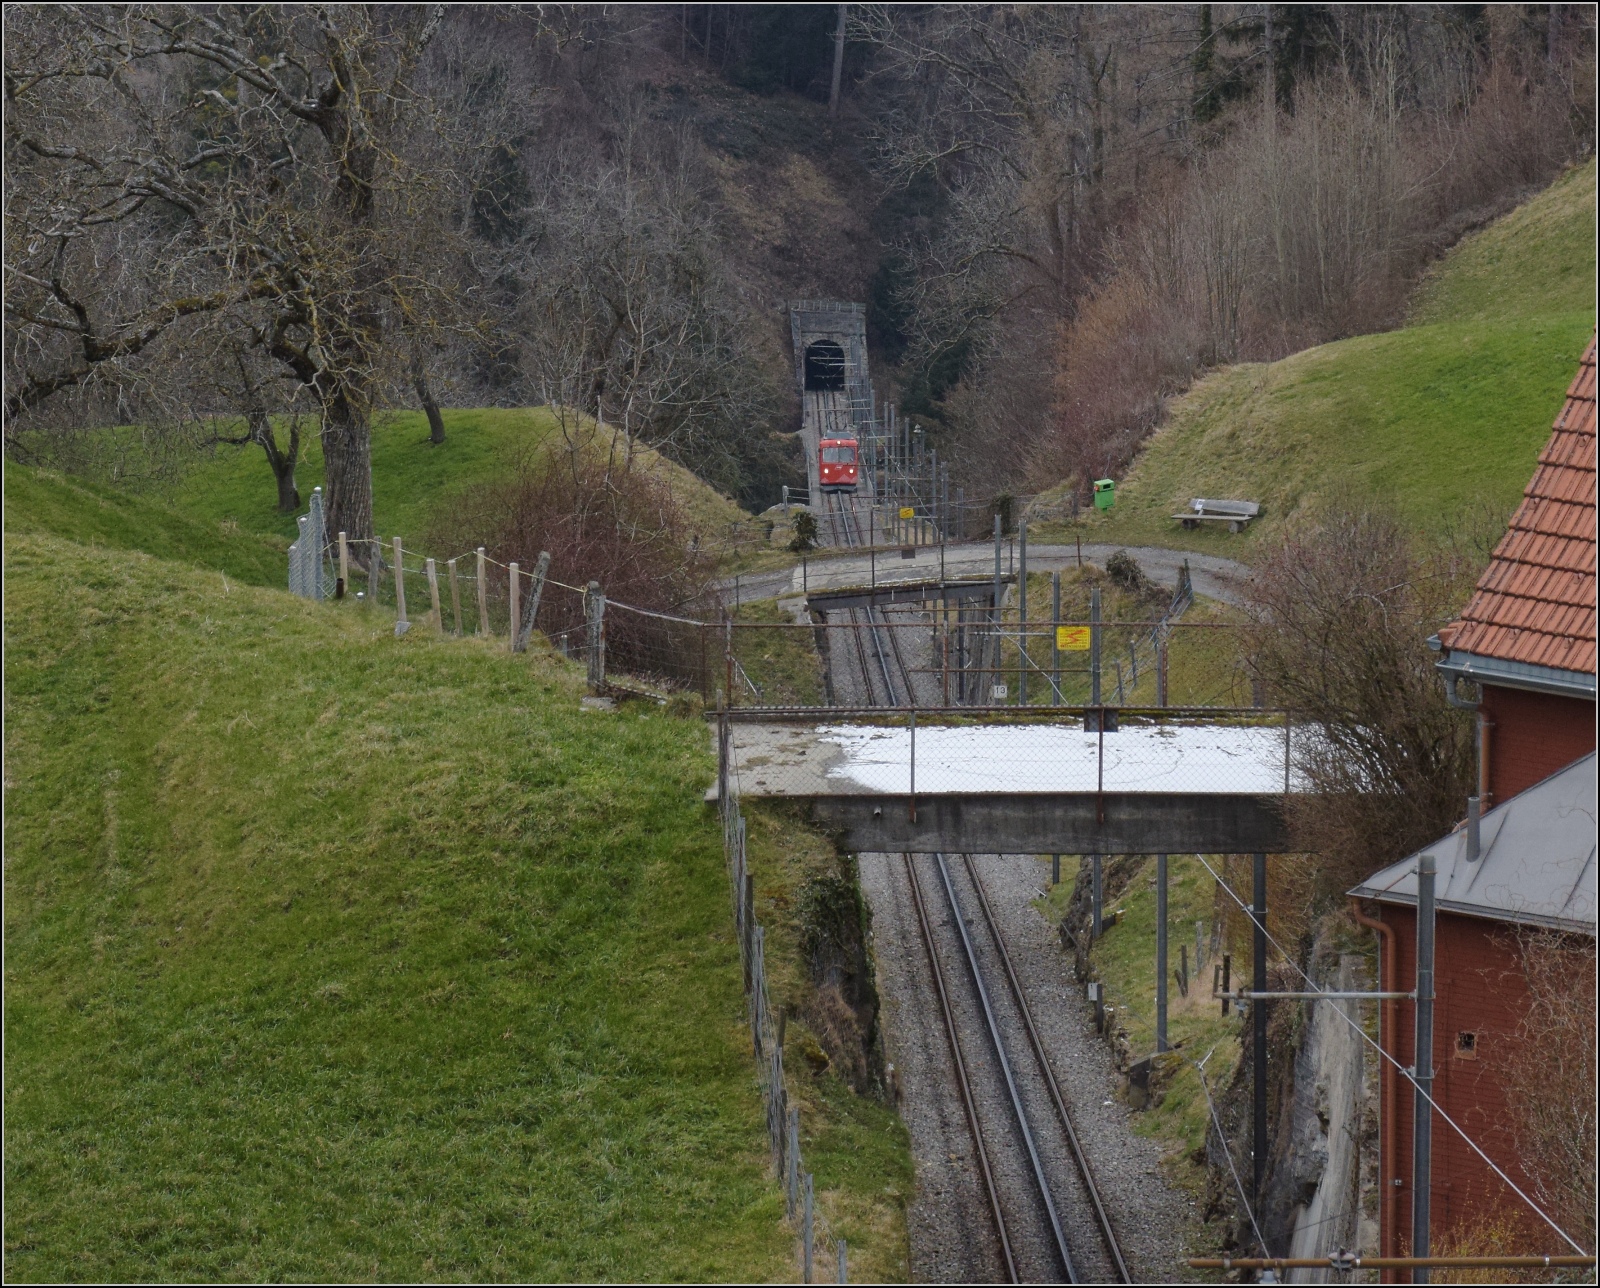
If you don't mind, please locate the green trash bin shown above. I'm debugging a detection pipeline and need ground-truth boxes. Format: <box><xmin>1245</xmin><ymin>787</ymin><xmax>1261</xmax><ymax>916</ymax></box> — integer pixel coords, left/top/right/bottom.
<box><xmin>1093</xmin><ymin>478</ymin><xmax>1115</xmax><ymax>510</ymax></box>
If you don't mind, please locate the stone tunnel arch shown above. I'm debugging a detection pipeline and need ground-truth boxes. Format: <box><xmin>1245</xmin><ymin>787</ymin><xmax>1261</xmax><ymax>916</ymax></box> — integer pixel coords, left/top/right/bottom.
<box><xmin>804</xmin><ymin>339</ymin><xmax>847</xmax><ymax>391</ymax></box>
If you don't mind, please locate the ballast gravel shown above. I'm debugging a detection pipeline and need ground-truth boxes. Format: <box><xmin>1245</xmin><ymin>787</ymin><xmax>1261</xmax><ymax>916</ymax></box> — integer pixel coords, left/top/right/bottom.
<box><xmin>861</xmin><ymin>852</ymin><xmax>1202</xmax><ymax>1284</ymax></box>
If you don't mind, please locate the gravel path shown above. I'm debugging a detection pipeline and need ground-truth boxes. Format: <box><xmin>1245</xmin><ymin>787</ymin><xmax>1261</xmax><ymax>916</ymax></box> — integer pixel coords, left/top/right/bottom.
<box><xmin>862</xmin><ymin>852</ymin><xmax>1201</xmax><ymax>1283</ymax></box>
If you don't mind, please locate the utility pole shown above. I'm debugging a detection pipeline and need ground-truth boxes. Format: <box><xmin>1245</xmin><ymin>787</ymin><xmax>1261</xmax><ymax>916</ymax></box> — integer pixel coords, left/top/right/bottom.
<box><xmin>1253</xmin><ymin>852</ymin><xmax>1269</xmax><ymax>1213</ymax></box>
<box><xmin>1018</xmin><ymin>522</ymin><xmax>1028</xmax><ymax>705</ymax></box>
<box><xmin>992</xmin><ymin>514</ymin><xmax>1002</xmax><ymax>701</ymax></box>
<box><xmin>829</xmin><ymin>5</ymin><xmax>847</xmax><ymax>117</ymax></box>
<box><xmin>1413</xmin><ymin>850</ymin><xmax>1438</xmax><ymax>1283</ymax></box>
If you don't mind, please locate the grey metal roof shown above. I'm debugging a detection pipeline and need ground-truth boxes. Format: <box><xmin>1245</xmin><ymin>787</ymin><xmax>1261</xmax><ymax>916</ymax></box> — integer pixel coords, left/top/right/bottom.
<box><xmin>1349</xmin><ymin>753</ymin><xmax>1597</xmax><ymax>934</ymax></box>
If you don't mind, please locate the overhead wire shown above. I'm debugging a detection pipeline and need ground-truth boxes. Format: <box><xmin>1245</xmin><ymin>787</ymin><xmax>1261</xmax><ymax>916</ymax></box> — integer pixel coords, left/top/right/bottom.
<box><xmin>1192</xmin><ymin>853</ymin><xmax>1588</xmax><ymax>1256</ymax></box>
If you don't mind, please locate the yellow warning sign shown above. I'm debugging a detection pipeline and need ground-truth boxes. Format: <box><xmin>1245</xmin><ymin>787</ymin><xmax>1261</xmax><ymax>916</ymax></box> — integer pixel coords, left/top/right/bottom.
<box><xmin>899</xmin><ymin>506</ymin><xmax>915</xmax><ymax>520</ymax></box>
<box><xmin>1056</xmin><ymin>625</ymin><xmax>1091</xmax><ymax>651</ymax></box>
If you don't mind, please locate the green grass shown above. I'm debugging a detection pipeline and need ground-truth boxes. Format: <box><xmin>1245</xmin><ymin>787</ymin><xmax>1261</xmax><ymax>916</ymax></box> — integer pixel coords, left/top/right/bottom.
<box><xmin>158</xmin><ymin>407</ymin><xmax>753</xmax><ymax>552</ymax></box>
<box><xmin>2</xmin><ymin>530</ymin><xmax>908</xmax><ymax>1281</ymax></box>
<box><xmin>1032</xmin><ymin>159</ymin><xmax>1596</xmax><ymax>556</ymax></box>
<box><xmin>731</xmin><ymin>599</ymin><xmax>827</xmax><ymax>707</ymax></box>
<box><xmin>1001</xmin><ymin>567</ymin><xmax>1252</xmax><ymax>709</ymax></box>
<box><xmin>740</xmin><ymin>804</ymin><xmax>914</xmax><ymax>1283</ymax></box>
<box><xmin>5</xmin><ymin>465</ymin><xmax>288</xmax><ymax>589</ymax></box>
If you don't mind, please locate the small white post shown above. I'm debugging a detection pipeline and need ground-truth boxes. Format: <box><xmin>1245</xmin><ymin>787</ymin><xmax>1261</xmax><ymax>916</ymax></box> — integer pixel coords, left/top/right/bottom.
<box><xmin>475</xmin><ymin>547</ymin><xmax>489</xmax><ymax>636</ymax></box>
<box><xmin>508</xmin><ymin>562</ymin><xmax>520</xmax><ymax>650</ymax></box>
<box><xmin>392</xmin><ymin>537</ymin><xmax>408</xmax><ymax>625</ymax></box>
<box><xmin>426</xmin><ymin>557</ymin><xmax>442</xmax><ymax>634</ymax></box>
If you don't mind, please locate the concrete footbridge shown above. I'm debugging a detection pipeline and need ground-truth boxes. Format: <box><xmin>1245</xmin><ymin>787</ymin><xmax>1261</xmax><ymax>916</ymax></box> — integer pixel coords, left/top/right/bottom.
<box><xmin>714</xmin><ymin>709</ymin><xmax>1298</xmax><ymax>855</ymax></box>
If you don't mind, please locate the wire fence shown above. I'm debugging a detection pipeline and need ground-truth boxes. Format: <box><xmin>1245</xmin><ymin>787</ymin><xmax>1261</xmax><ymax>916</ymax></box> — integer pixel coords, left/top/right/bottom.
<box><xmin>718</xmin><ymin>616</ymin><xmax>1255</xmax><ymax>711</ymax></box>
<box><xmin>718</xmin><ymin>719</ymin><xmax>850</xmax><ymax>1283</ymax></box>
<box><xmin>283</xmin><ymin>491</ymin><xmax>1251</xmax><ymax>716</ymax></box>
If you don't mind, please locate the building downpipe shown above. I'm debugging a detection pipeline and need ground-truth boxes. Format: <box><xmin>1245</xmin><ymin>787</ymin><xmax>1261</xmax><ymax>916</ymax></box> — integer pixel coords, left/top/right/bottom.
<box><xmin>1350</xmin><ymin>899</ymin><xmax>1398</xmax><ymax>1284</ymax></box>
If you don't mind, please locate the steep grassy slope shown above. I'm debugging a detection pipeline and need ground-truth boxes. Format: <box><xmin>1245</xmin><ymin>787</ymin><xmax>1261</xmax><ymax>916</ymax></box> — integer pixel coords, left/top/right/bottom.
<box><xmin>4</xmin><ymin>466</ymin><xmax>288</xmax><ymax>588</ymax></box>
<box><xmin>1042</xmin><ymin>158</ymin><xmax>1596</xmax><ymax>554</ymax></box>
<box><xmin>2</xmin><ymin>531</ymin><xmax>904</xmax><ymax>1280</ymax></box>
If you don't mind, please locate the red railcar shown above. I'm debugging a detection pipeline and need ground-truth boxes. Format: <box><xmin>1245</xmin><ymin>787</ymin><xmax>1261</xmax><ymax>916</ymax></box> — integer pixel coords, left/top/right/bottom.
<box><xmin>818</xmin><ymin>438</ymin><xmax>859</xmax><ymax>492</ymax></box>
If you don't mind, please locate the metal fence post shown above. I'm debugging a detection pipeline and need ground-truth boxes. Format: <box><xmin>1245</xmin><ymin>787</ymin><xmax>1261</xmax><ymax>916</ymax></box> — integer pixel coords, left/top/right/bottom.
<box><xmin>1156</xmin><ymin>853</ymin><xmax>1169</xmax><ymax>1052</ymax></box>
<box><xmin>837</xmin><ymin>1240</ymin><xmax>848</xmax><ymax>1284</ymax></box>
<box><xmin>367</xmin><ymin>538</ymin><xmax>381</xmax><ymax>604</ymax></box>
<box><xmin>337</xmin><ymin>531</ymin><xmax>349</xmax><ymax>599</ymax></box>
<box><xmin>803</xmin><ymin>1173</ymin><xmax>815</xmax><ymax>1284</ymax></box>
<box><xmin>1051</xmin><ymin>569</ymin><xmax>1062</xmax><ymax>702</ymax></box>
<box><xmin>1089</xmin><ymin>586</ymin><xmax>1102</xmax><ymax>713</ymax></box>
<box><xmin>991</xmin><ymin>514</ymin><xmax>1002</xmax><ymax>650</ymax></box>
<box><xmin>717</xmin><ymin>710</ymin><xmax>730</xmax><ymax>808</ymax></box>
<box><xmin>787</xmin><ymin>1105</ymin><xmax>800</xmax><ymax>1220</ymax></box>
<box><xmin>447</xmin><ymin>558</ymin><xmax>462</xmax><ymax>635</ymax></box>
<box><xmin>1017</xmin><ymin>520</ymin><xmax>1028</xmax><ymax>705</ymax></box>
<box><xmin>288</xmin><ymin>540</ymin><xmax>300</xmax><ymax>596</ymax></box>
<box><xmin>743</xmin><ymin>871</ymin><xmax>755</xmax><ymax>994</ymax></box>
<box><xmin>1091</xmin><ymin>854</ymin><xmax>1103</xmax><ymax>938</ymax></box>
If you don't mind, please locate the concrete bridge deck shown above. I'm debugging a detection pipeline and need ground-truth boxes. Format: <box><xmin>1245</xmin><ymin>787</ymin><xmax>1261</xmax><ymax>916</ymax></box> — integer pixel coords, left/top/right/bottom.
<box><xmin>714</xmin><ymin>717</ymin><xmax>1297</xmax><ymax>854</ymax></box>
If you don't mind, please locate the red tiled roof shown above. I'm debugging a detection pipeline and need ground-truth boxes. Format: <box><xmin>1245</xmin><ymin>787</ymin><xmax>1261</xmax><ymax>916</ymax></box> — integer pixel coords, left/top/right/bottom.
<box><xmin>1438</xmin><ymin>337</ymin><xmax>1597</xmax><ymax>676</ymax></box>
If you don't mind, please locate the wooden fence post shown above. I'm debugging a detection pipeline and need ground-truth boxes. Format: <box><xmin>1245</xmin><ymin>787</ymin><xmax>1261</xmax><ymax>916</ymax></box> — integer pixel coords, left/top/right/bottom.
<box><xmin>586</xmin><ymin>581</ymin><xmax>606</xmax><ymax>692</ymax></box>
<box><xmin>426</xmin><ymin>558</ymin><xmax>442</xmax><ymax>634</ymax></box>
<box><xmin>508</xmin><ymin>563</ymin><xmax>520</xmax><ymax>650</ymax></box>
<box><xmin>447</xmin><ymin>558</ymin><xmax>463</xmax><ymax>636</ymax></box>
<box><xmin>514</xmin><ymin>550</ymin><xmax>551</xmax><ymax>653</ymax></box>
<box><xmin>337</xmin><ymin>531</ymin><xmax>348</xmax><ymax>599</ymax></box>
<box><xmin>475</xmin><ymin>547</ymin><xmax>489</xmax><ymax>637</ymax></box>
<box><xmin>392</xmin><ymin>537</ymin><xmax>408</xmax><ymax>627</ymax></box>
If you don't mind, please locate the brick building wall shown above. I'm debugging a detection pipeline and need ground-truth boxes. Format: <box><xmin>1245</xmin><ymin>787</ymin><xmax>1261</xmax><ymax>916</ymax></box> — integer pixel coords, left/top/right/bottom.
<box><xmin>1376</xmin><ymin>907</ymin><xmax>1544</xmax><ymax>1255</ymax></box>
<box><xmin>1481</xmin><ymin>686</ymin><xmax>1596</xmax><ymax>804</ymax></box>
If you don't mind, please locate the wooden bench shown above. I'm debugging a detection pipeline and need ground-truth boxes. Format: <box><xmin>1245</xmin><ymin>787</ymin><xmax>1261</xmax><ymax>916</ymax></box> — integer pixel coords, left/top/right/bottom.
<box><xmin>1173</xmin><ymin>498</ymin><xmax>1260</xmax><ymax>533</ymax></box>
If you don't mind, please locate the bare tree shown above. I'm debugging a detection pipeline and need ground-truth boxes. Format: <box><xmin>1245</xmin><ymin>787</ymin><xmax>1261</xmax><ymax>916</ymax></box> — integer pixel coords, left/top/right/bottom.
<box><xmin>4</xmin><ymin>4</ymin><xmax>473</xmax><ymax>542</ymax></box>
<box><xmin>497</xmin><ymin>96</ymin><xmax>785</xmax><ymax>504</ymax></box>
<box><xmin>1243</xmin><ymin>509</ymin><xmax>1478</xmax><ymax>898</ymax></box>
<box><xmin>1500</xmin><ymin>930</ymin><xmax>1597</xmax><ymax>1254</ymax></box>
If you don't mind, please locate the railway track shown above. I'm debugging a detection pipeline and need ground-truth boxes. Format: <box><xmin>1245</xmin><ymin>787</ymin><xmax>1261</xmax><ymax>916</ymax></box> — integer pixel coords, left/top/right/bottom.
<box><xmin>821</xmin><ymin>490</ymin><xmax>908</xmax><ymax>707</ymax></box>
<box><xmin>903</xmin><ymin>851</ymin><xmax>1131</xmax><ymax>1284</ymax></box>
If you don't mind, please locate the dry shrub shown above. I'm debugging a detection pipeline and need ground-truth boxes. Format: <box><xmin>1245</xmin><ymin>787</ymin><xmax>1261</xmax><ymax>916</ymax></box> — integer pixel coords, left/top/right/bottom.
<box><xmin>1426</xmin><ymin>1210</ymin><xmax>1542</xmax><ymax>1284</ymax></box>
<box><xmin>1242</xmin><ymin>509</ymin><xmax>1477</xmax><ymax>899</ymax></box>
<box><xmin>1036</xmin><ymin>52</ymin><xmax>1593</xmax><ymax>487</ymax></box>
<box><xmin>427</xmin><ymin>449</ymin><xmax>715</xmax><ymax>672</ymax></box>
<box><xmin>1500</xmin><ymin>931</ymin><xmax>1598</xmax><ymax>1258</ymax></box>
<box><xmin>1047</xmin><ymin>267</ymin><xmax>1200</xmax><ymax>485</ymax></box>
